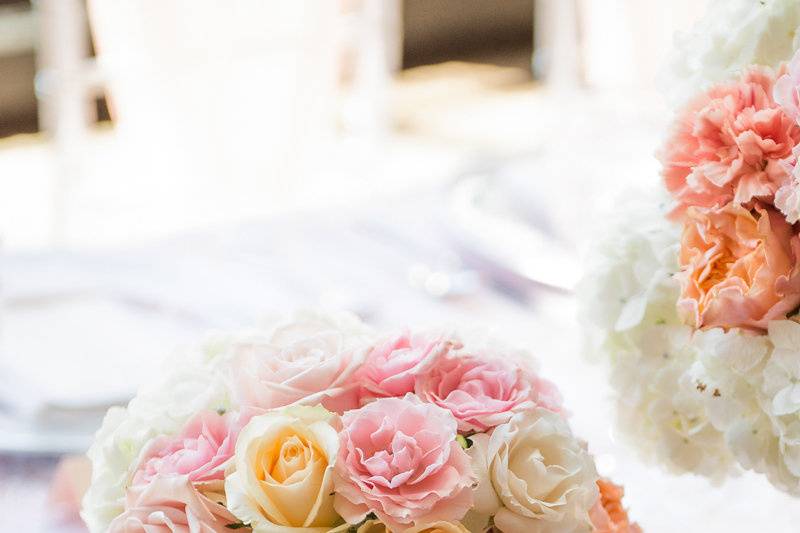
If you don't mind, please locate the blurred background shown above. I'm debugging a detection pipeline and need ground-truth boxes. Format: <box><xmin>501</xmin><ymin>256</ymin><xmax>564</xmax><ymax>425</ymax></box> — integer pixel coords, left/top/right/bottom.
<box><xmin>2</xmin><ymin>1</ymin><xmax>797</xmax><ymax>532</ymax></box>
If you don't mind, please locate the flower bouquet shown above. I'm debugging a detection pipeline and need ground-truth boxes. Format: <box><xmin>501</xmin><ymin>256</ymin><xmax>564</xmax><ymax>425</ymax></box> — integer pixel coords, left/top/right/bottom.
<box><xmin>581</xmin><ymin>0</ymin><xmax>800</xmax><ymax>495</ymax></box>
<box><xmin>82</xmin><ymin>311</ymin><xmax>639</xmax><ymax>533</ymax></box>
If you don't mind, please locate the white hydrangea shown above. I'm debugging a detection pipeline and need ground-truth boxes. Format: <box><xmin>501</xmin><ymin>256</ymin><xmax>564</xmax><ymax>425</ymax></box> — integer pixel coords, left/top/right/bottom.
<box><xmin>662</xmin><ymin>0</ymin><xmax>800</xmax><ymax>106</ymax></box>
<box><xmin>80</xmin><ymin>336</ymin><xmax>236</xmax><ymax>533</ymax></box>
<box><xmin>580</xmin><ymin>192</ymin><xmax>800</xmax><ymax>494</ymax></box>
<box><xmin>581</xmin><ymin>191</ymin><xmax>732</xmax><ymax>479</ymax></box>
<box><xmin>758</xmin><ymin>321</ymin><xmax>800</xmax><ymax>494</ymax></box>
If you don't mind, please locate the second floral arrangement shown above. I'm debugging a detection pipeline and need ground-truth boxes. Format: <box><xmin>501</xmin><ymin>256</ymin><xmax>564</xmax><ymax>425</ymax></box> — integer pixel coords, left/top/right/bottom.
<box><xmin>581</xmin><ymin>0</ymin><xmax>800</xmax><ymax>497</ymax></box>
<box><xmin>81</xmin><ymin>310</ymin><xmax>639</xmax><ymax>533</ymax></box>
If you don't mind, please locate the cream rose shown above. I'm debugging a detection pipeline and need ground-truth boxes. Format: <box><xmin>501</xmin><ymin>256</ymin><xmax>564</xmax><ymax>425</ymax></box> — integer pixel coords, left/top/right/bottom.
<box><xmin>225</xmin><ymin>406</ymin><xmax>343</xmax><ymax>532</ymax></box>
<box><xmin>469</xmin><ymin>408</ymin><xmax>598</xmax><ymax>533</ymax></box>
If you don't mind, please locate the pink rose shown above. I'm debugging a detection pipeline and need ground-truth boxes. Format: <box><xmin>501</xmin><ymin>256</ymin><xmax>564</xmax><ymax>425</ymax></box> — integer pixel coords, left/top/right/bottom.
<box><xmin>354</xmin><ymin>330</ymin><xmax>457</xmax><ymax>404</ymax></box>
<box><xmin>132</xmin><ymin>410</ymin><xmax>254</xmax><ymax>488</ymax></box>
<box><xmin>660</xmin><ymin>65</ymin><xmax>800</xmax><ymax>220</ymax></box>
<box><xmin>231</xmin><ymin>311</ymin><xmax>370</xmax><ymax>414</ymax></box>
<box><xmin>414</xmin><ymin>350</ymin><xmax>562</xmax><ymax>433</ymax></box>
<box><xmin>677</xmin><ymin>203</ymin><xmax>800</xmax><ymax>331</ymax></box>
<box><xmin>108</xmin><ymin>475</ymin><xmax>247</xmax><ymax>533</ymax></box>
<box><xmin>333</xmin><ymin>396</ymin><xmax>475</xmax><ymax>532</ymax></box>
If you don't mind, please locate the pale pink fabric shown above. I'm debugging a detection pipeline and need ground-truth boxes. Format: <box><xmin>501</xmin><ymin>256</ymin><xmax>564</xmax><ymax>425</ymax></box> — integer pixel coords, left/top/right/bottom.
<box><xmin>355</xmin><ymin>330</ymin><xmax>457</xmax><ymax>404</ymax></box>
<box><xmin>677</xmin><ymin>203</ymin><xmax>800</xmax><ymax>331</ymax></box>
<box><xmin>414</xmin><ymin>353</ymin><xmax>562</xmax><ymax>433</ymax></box>
<box><xmin>661</xmin><ymin>66</ymin><xmax>800</xmax><ymax>219</ymax></box>
<box><xmin>108</xmin><ymin>476</ymin><xmax>246</xmax><ymax>533</ymax></box>
<box><xmin>132</xmin><ymin>410</ymin><xmax>254</xmax><ymax>487</ymax></box>
<box><xmin>333</xmin><ymin>396</ymin><xmax>474</xmax><ymax>532</ymax></box>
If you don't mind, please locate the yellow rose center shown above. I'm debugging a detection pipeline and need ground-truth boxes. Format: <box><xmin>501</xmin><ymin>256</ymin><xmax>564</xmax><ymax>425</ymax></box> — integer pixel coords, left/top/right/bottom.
<box><xmin>274</xmin><ymin>435</ymin><xmax>312</xmax><ymax>483</ymax></box>
<box><xmin>248</xmin><ymin>427</ymin><xmax>339</xmax><ymax>527</ymax></box>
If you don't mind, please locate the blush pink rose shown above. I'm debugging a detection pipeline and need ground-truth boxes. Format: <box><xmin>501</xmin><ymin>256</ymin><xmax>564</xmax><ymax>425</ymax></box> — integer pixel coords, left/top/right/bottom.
<box><xmin>231</xmin><ymin>311</ymin><xmax>370</xmax><ymax>414</ymax></box>
<box><xmin>108</xmin><ymin>475</ymin><xmax>247</xmax><ymax>533</ymax></box>
<box><xmin>677</xmin><ymin>203</ymin><xmax>800</xmax><ymax>331</ymax></box>
<box><xmin>660</xmin><ymin>65</ymin><xmax>800</xmax><ymax>219</ymax></box>
<box><xmin>354</xmin><ymin>330</ymin><xmax>457</xmax><ymax>404</ymax></box>
<box><xmin>132</xmin><ymin>410</ymin><xmax>255</xmax><ymax>488</ymax></box>
<box><xmin>414</xmin><ymin>350</ymin><xmax>563</xmax><ymax>433</ymax></box>
<box><xmin>333</xmin><ymin>395</ymin><xmax>475</xmax><ymax>532</ymax></box>
<box><xmin>589</xmin><ymin>480</ymin><xmax>642</xmax><ymax>533</ymax></box>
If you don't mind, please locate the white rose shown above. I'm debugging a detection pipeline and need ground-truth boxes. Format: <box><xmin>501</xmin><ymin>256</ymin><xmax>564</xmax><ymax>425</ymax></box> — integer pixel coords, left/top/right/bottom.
<box><xmin>225</xmin><ymin>405</ymin><xmax>342</xmax><ymax>532</ymax></box>
<box><xmin>230</xmin><ymin>310</ymin><xmax>373</xmax><ymax>413</ymax></box>
<box><xmin>469</xmin><ymin>408</ymin><xmax>598</xmax><ymax>533</ymax></box>
<box><xmin>81</xmin><ymin>340</ymin><xmax>232</xmax><ymax>533</ymax></box>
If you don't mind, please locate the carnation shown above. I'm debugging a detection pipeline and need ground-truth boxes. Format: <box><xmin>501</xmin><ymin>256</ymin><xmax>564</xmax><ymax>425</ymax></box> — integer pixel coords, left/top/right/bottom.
<box><xmin>660</xmin><ymin>67</ymin><xmax>800</xmax><ymax>221</ymax></box>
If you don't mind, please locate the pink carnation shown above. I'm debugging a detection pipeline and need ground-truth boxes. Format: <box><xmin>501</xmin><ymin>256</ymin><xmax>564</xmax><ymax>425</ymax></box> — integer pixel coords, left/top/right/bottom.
<box><xmin>109</xmin><ymin>476</ymin><xmax>246</xmax><ymax>533</ymax></box>
<box><xmin>660</xmin><ymin>65</ymin><xmax>800</xmax><ymax>219</ymax></box>
<box><xmin>354</xmin><ymin>330</ymin><xmax>457</xmax><ymax>404</ymax></box>
<box><xmin>333</xmin><ymin>396</ymin><xmax>474</xmax><ymax>532</ymax></box>
<box><xmin>132</xmin><ymin>409</ymin><xmax>255</xmax><ymax>488</ymax></box>
<box><xmin>414</xmin><ymin>350</ymin><xmax>562</xmax><ymax>433</ymax></box>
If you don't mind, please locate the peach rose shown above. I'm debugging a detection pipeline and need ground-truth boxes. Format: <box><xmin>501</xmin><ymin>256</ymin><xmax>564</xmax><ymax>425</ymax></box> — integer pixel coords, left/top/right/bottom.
<box><xmin>108</xmin><ymin>475</ymin><xmax>245</xmax><ymax>533</ymax></box>
<box><xmin>677</xmin><ymin>203</ymin><xmax>800</xmax><ymax>331</ymax></box>
<box><xmin>589</xmin><ymin>480</ymin><xmax>642</xmax><ymax>533</ymax></box>
<box><xmin>224</xmin><ymin>406</ymin><xmax>342</xmax><ymax>532</ymax></box>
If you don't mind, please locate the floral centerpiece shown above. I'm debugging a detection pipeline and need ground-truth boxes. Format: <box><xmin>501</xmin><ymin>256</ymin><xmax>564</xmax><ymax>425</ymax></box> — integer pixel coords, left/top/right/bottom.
<box><xmin>581</xmin><ymin>0</ymin><xmax>800</xmax><ymax>495</ymax></box>
<box><xmin>81</xmin><ymin>310</ymin><xmax>640</xmax><ymax>533</ymax></box>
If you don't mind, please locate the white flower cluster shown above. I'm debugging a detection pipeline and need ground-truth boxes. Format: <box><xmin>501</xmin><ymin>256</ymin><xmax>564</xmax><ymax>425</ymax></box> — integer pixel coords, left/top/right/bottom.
<box><xmin>80</xmin><ymin>336</ymin><xmax>235</xmax><ymax>532</ymax></box>
<box><xmin>661</xmin><ymin>0</ymin><xmax>800</xmax><ymax>106</ymax></box>
<box><xmin>580</xmin><ymin>192</ymin><xmax>800</xmax><ymax>495</ymax></box>
<box><xmin>83</xmin><ymin>310</ymin><xmax>626</xmax><ymax>533</ymax></box>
